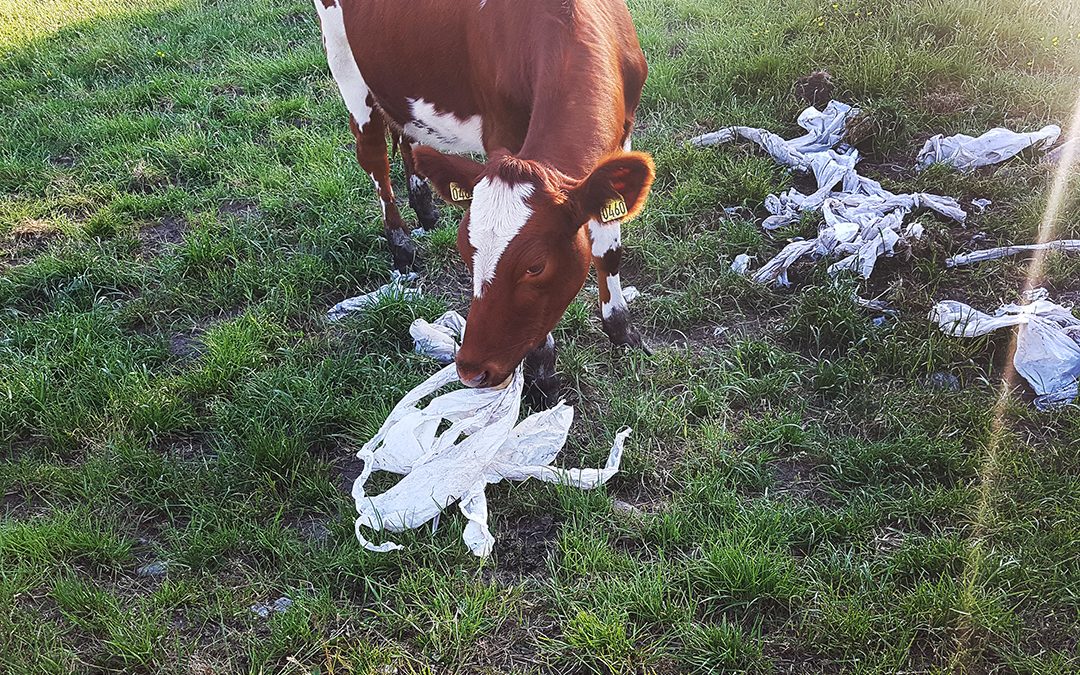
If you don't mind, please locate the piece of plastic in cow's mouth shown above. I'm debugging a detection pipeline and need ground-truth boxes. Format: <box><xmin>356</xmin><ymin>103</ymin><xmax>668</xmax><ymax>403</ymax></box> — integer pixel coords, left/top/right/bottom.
<box><xmin>351</xmin><ymin>309</ymin><xmax>630</xmax><ymax>556</ymax></box>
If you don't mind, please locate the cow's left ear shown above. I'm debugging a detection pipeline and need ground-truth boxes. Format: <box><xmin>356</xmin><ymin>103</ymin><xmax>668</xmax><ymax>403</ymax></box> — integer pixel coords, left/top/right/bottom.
<box><xmin>568</xmin><ymin>152</ymin><xmax>655</xmax><ymax>225</ymax></box>
<box><xmin>412</xmin><ymin>145</ymin><xmax>486</xmax><ymax>207</ymax></box>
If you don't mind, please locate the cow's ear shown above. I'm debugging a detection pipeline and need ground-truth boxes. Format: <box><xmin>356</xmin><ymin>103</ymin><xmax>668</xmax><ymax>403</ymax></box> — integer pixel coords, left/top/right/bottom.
<box><xmin>411</xmin><ymin>146</ymin><xmax>485</xmax><ymax>207</ymax></box>
<box><xmin>568</xmin><ymin>152</ymin><xmax>654</xmax><ymax>226</ymax></box>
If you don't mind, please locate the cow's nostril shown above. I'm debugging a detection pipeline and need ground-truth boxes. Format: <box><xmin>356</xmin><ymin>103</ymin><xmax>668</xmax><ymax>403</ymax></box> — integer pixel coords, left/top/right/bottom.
<box><xmin>456</xmin><ymin>363</ymin><xmax>490</xmax><ymax>388</ymax></box>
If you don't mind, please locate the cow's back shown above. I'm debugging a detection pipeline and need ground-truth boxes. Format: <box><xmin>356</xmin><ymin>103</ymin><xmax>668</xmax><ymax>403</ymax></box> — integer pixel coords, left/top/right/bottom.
<box><xmin>317</xmin><ymin>0</ymin><xmax>646</xmax><ymax>162</ymax></box>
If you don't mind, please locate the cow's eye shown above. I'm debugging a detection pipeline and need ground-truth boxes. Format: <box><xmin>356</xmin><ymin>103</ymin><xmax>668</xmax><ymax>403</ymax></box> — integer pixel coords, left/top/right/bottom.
<box><xmin>525</xmin><ymin>263</ymin><xmax>545</xmax><ymax>277</ymax></box>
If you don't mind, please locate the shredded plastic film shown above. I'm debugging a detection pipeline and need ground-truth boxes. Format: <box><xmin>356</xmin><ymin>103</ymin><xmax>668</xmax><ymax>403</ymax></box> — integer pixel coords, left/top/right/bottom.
<box><xmin>352</xmin><ymin>311</ymin><xmax>629</xmax><ymax>556</ymax></box>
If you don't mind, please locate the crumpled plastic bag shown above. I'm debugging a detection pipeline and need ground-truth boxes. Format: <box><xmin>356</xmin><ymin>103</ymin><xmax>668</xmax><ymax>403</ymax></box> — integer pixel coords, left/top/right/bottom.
<box><xmin>409</xmin><ymin>311</ymin><xmax>467</xmax><ymax>364</ymax></box>
<box><xmin>691</xmin><ymin>102</ymin><xmax>966</xmax><ymax>285</ymax></box>
<box><xmin>353</xmin><ymin>311</ymin><xmax>630</xmax><ymax>556</ymax></box>
<box><xmin>730</xmin><ymin>253</ymin><xmax>753</xmax><ymax>275</ymax></box>
<box><xmin>917</xmin><ymin>125</ymin><xmax>1061</xmax><ymax>172</ymax></box>
<box><xmin>327</xmin><ymin>271</ymin><xmax>420</xmax><ymax>321</ymax></box>
<box><xmin>930</xmin><ymin>290</ymin><xmax>1080</xmax><ymax>410</ymax></box>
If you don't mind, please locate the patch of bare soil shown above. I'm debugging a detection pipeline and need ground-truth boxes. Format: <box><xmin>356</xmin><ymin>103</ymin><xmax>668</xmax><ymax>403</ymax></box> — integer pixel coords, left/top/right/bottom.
<box><xmin>1</xmin><ymin>488</ymin><xmax>49</xmax><ymax>521</ymax></box>
<box><xmin>139</xmin><ymin>214</ymin><xmax>188</xmax><ymax>249</ymax></box>
<box><xmin>218</xmin><ymin>199</ymin><xmax>260</xmax><ymax>220</ymax></box>
<box><xmin>211</xmin><ymin>84</ymin><xmax>245</xmax><ymax>99</ymax></box>
<box><xmin>768</xmin><ymin>455</ymin><xmax>834</xmax><ymax>507</ymax></box>
<box><xmin>168</xmin><ymin>332</ymin><xmax>203</xmax><ymax>359</ymax></box>
<box><xmin>491</xmin><ymin>514</ymin><xmax>558</xmax><ymax>578</ymax></box>
<box><xmin>331</xmin><ymin>451</ymin><xmax>366</xmax><ymax>496</ymax></box>
<box><xmin>49</xmin><ymin>153</ymin><xmax>76</xmax><ymax>168</ymax></box>
<box><xmin>921</xmin><ymin>83</ymin><xmax>973</xmax><ymax>117</ymax></box>
<box><xmin>793</xmin><ymin>70</ymin><xmax>834</xmax><ymax>109</ymax></box>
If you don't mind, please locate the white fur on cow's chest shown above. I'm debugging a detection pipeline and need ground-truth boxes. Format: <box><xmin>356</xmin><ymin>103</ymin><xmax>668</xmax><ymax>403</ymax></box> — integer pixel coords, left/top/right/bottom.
<box><xmin>403</xmin><ymin>98</ymin><xmax>485</xmax><ymax>154</ymax></box>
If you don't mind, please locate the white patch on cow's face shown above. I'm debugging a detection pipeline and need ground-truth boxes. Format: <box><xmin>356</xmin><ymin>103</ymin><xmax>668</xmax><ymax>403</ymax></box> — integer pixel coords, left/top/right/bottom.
<box><xmin>588</xmin><ymin>219</ymin><xmax>621</xmax><ymax>257</ymax></box>
<box><xmin>404</xmin><ymin>98</ymin><xmax>485</xmax><ymax>154</ymax></box>
<box><xmin>313</xmin><ymin>0</ymin><xmax>372</xmax><ymax>129</ymax></box>
<box><xmin>468</xmin><ymin>177</ymin><xmax>534</xmax><ymax>298</ymax></box>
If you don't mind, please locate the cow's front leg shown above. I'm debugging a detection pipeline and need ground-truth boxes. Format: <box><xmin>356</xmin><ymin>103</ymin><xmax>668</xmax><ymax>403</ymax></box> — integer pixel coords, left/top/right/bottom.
<box><xmin>349</xmin><ymin>112</ymin><xmax>417</xmax><ymax>272</ymax></box>
<box><xmin>590</xmin><ymin>220</ymin><xmax>648</xmax><ymax>352</ymax></box>
<box><xmin>400</xmin><ymin>141</ymin><xmax>441</xmax><ymax>231</ymax></box>
<box><xmin>523</xmin><ymin>333</ymin><xmax>559</xmax><ymax>409</ymax></box>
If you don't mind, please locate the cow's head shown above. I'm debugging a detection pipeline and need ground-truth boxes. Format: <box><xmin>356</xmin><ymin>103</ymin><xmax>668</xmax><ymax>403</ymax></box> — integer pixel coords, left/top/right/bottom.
<box><xmin>413</xmin><ymin>147</ymin><xmax>654</xmax><ymax>388</ymax></box>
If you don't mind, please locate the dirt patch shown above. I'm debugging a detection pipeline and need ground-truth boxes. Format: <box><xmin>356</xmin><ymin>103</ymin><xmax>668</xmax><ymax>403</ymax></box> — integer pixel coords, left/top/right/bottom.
<box><xmin>139</xmin><ymin>214</ymin><xmax>188</xmax><ymax>249</ymax></box>
<box><xmin>1</xmin><ymin>489</ymin><xmax>49</xmax><ymax>521</ymax></box>
<box><xmin>167</xmin><ymin>332</ymin><xmax>202</xmax><ymax>359</ymax></box>
<box><xmin>218</xmin><ymin>199</ymin><xmax>260</xmax><ymax>220</ymax></box>
<box><xmin>769</xmin><ymin>455</ymin><xmax>833</xmax><ymax>506</ymax></box>
<box><xmin>492</xmin><ymin>514</ymin><xmax>558</xmax><ymax>578</ymax></box>
<box><xmin>211</xmin><ymin>84</ymin><xmax>245</xmax><ymax>99</ymax></box>
<box><xmin>921</xmin><ymin>84</ymin><xmax>972</xmax><ymax>116</ymax></box>
<box><xmin>12</xmin><ymin>219</ymin><xmax>60</xmax><ymax>239</ymax></box>
<box><xmin>2</xmin><ymin>219</ymin><xmax>61</xmax><ymax>271</ymax></box>
<box><xmin>332</xmin><ymin>453</ymin><xmax>366</xmax><ymax>496</ymax></box>
<box><xmin>48</xmin><ymin>154</ymin><xmax>76</xmax><ymax>168</ymax></box>
<box><xmin>792</xmin><ymin>70</ymin><xmax>834</xmax><ymax>109</ymax></box>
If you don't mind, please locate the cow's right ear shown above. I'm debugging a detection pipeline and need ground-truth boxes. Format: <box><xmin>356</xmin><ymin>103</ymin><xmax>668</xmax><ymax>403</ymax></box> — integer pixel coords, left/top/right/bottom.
<box><xmin>411</xmin><ymin>146</ymin><xmax>485</xmax><ymax>207</ymax></box>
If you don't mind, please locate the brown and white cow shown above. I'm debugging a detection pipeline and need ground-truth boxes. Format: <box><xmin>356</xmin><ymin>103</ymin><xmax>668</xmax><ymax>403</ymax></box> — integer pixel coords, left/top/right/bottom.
<box><xmin>314</xmin><ymin>0</ymin><xmax>654</xmax><ymax>398</ymax></box>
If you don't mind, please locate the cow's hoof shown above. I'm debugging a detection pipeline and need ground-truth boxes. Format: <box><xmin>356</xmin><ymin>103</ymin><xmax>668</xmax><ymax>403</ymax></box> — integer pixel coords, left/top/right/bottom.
<box><xmin>602</xmin><ymin>312</ymin><xmax>651</xmax><ymax>355</ymax></box>
<box><xmin>524</xmin><ymin>373</ymin><xmax>561</xmax><ymax>409</ymax></box>
<box><xmin>524</xmin><ymin>333</ymin><xmax>559</xmax><ymax>408</ymax></box>
<box><xmin>386</xmin><ymin>229</ymin><xmax>420</xmax><ymax>273</ymax></box>
<box><xmin>409</xmin><ymin>180</ymin><xmax>441</xmax><ymax>230</ymax></box>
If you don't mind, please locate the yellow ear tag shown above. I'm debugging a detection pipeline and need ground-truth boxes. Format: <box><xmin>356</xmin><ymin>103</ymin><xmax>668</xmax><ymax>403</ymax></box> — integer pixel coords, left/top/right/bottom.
<box><xmin>449</xmin><ymin>182</ymin><xmax>472</xmax><ymax>202</ymax></box>
<box><xmin>600</xmin><ymin>197</ymin><xmax>628</xmax><ymax>223</ymax></box>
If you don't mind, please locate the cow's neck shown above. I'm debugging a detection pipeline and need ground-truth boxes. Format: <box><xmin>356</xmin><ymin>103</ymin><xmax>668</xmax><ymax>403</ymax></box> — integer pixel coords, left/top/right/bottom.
<box><xmin>514</xmin><ymin>54</ymin><xmax>624</xmax><ymax>180</ymax></box>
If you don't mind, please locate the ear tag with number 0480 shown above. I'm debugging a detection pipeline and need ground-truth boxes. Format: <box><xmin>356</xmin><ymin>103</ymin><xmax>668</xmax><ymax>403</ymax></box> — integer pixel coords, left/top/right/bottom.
<box><xmin>449</xmin><ymin>182</ymin><xmax>472</xmax><ymax>202</ymax></box>
<box><xmin>600</xmin><ymin>197</ymin><xmax>628</xmax><ymax>223</ymax></box>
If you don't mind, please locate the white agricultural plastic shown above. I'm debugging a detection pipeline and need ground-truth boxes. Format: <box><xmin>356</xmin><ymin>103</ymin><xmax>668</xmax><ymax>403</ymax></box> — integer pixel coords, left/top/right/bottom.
<box><xmin>409</xmin><ymin>310</ymin><xmax>467</xmax><ymax>364</ymax></box>
<box><xmin>945</xmin><ymin>240</ymin><xmax>1080</xmax><ymax>268</ymax></box>
<box><xmin>930</xmin><ymin>290</ymin><xmax>1080</xmax><ymax>410</ymax></box>
<box><xmin>327</xmin><ymin>271</ymin><xmax>420</xmax><ymax>321</ymax></box>
<box><xmin>352</xmin><ymin>311</ymin><xmax>630</xmax><ymax>556</ymax></box>
<box><xmin>691</xmin><ymin>102</ymin><xmax>967</xmax><ymax>285</ymax></box>
<box><xmin>917</xmin><ymin>125</ymin><xmax>1061</xmax><ymax>172</ymax></box>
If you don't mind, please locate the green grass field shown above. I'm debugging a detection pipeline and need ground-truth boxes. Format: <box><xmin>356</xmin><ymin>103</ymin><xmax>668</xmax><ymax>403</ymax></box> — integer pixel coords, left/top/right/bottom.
<box><xmin>2</xmin><ymin>0</ymin><xmax>1080</xmax><ymax>672</ymax></box>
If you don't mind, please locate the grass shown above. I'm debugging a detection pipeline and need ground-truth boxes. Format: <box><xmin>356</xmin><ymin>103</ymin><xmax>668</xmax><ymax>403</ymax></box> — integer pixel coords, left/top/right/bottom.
<box><xmin>2</xmin><ymin>0</ymin><xmax>1079</xmax><ymax>672</ymax></box>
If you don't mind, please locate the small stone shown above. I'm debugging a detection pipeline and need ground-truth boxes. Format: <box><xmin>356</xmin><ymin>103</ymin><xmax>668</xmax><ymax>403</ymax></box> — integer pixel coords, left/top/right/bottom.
<box><xmin>928</xmin><ymin>372</ymin><xmax>961</xmax><ymax>391</ymax></box>
<box><xmin>250</xmin><ymin>603</ymin><xmax>271</xmax><ymax>619</ymax></box>
<box><xmin>613</xmin><ymin>500</ymin><xmax>643</xmax><ymax>515</ymax></box>
<box><xmin>136</xmin><ymin>561</ymin><xmax>167</xmax><ymax>578</ymax></box>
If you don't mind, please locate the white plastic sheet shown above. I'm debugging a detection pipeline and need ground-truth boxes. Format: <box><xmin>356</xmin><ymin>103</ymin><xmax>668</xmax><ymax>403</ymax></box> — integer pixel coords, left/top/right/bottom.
<box><xmin>691</xmin><ymin>102</ymin><xmax>967</xmax><ymax>285</ymax></box>
<box><xmin>730</xmin><ymin>253</ymin><xmax>753</xmax><ymax>275</ymax></box>
<box><xmin>409</xmin><ymin>311</ymin><xmax>466</xmax><ymax>364</ymax></box>
<box><xmin>930</xmin><ymin>290</ymin><xmax>1080</xmax><ymax>410</ymax></box>
<box><xmin>917</xmin><ymin>125</ymin><xmax>1061</xmax><ymax>172</ymax></box>
<box><xmin>945</xmin><ymin>239</ymin><xmax>1080</xmax><ymax>268</ymax></box>
<box><xmin>353</xmin><ymin>311</ymin><xmax>630</xmax><ymax>556</ymax></box>
<box><xmin>327</xmin><ymin>271</ymin><xmax>420</xmax><ymax>321</ymax></box>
